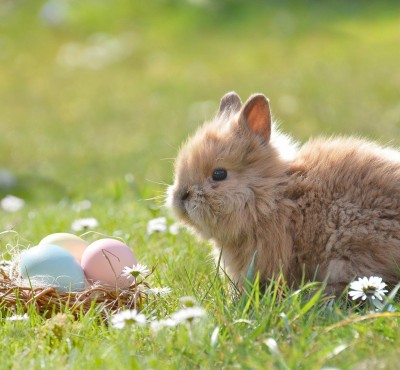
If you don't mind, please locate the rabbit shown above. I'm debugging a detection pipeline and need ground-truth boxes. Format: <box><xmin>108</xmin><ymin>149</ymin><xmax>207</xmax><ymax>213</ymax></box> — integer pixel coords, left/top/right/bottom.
<box><xmin>167</xmin><ymin>91</ymin><xmax>400</xmax><ymax>293</ymax></box>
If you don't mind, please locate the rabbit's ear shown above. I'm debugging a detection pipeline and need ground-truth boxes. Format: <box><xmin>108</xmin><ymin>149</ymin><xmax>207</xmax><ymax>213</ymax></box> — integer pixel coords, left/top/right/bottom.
<box><xmin>218</xmin><ymin>91</ymin><xmax>242</xmax><ymax>116</ymax></box>
<box><xmin>239</xmin><ymin>94</ymin><xmax>271</xmax><ymax>143</ymax></box>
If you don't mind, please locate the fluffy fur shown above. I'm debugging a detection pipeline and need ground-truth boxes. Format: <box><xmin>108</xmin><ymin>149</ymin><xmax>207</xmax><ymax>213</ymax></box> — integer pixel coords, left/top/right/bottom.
<box><xmin>168</xmin><ymin>92</ymin><xmax>400</xmax><ymax>292</ymax></box>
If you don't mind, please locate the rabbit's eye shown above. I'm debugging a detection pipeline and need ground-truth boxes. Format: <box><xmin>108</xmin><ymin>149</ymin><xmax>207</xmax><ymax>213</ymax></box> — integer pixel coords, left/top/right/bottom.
<box><xmin>212</xmin><ymin>168</ymin><xmax>227</xmax><ymax>181</ymax></box>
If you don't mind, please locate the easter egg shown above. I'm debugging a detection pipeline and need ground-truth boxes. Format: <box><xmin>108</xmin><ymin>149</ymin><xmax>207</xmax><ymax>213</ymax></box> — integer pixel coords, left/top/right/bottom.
<box><xmin>39</xmin><ymin>233</ymin><xmax>88</xmax><ymax>262</ymax></box>
<box><xmin>19</xmin><ymin>244</ymin><xmax>85</xmax><ymax>293</ymax></box>
<box><xmin>81</xmin><ymin>238</ymin><xmax>137</xmax><ymax>289</ymax></box>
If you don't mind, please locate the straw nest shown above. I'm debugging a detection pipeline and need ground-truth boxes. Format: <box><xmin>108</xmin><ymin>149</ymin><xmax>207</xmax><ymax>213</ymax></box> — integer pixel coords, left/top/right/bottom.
<box><xmin>0</xmin><ymin>265</ymin><xmax>152</xmax><ymax>318</ymax></box>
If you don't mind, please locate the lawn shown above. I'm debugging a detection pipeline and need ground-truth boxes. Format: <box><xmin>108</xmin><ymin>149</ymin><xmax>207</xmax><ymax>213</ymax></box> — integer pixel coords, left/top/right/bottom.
<box><xmin>1</xmin><ymin>0</ymin><xmax>400</xmax><ymax>369</ymax></box>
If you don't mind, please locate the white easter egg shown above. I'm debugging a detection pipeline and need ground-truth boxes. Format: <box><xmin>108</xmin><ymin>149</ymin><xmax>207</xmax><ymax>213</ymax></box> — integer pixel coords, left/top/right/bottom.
<box><xmin>39</xmin><ymin>233</ymin><xmax>88</xmax><ymax>262</ymax></box>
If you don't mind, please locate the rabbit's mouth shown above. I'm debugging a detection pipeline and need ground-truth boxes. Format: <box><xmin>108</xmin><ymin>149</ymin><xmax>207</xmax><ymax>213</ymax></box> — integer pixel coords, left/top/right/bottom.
<box><xmin>167</xmin><ymin>184</ymin><xmax>216</xmax><ymax>236</ymax></box>
<box><xmin>167</xmin><ymin>185</ymin><xmax>191</xmax><ymax>223</ymax></box>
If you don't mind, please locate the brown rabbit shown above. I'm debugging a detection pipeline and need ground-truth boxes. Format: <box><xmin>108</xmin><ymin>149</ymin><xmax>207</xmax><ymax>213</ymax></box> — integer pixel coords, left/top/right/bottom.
<box><xmin>168</xmin><ymin>92</ymin><xmax>400</xmax><ymax>293</ymax></box>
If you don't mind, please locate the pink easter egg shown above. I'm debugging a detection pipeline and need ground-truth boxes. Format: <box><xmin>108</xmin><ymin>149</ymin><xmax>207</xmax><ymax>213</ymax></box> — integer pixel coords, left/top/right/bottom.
<box><xmin>81</xmin><ymin>238</ymin><xmax>137</xmax><ymax>289</ymax></box>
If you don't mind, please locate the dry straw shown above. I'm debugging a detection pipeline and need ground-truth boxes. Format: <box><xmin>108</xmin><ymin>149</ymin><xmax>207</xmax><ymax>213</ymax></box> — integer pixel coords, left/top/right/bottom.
<box><xmin>0</xmin><ymin>266</ymin><xmax>153</xmax><ymax>318</ymax></box>
<box><xmin>0</xmin><ymin>231</ymin><xmax>154</xmax><ymax>318</ymax></box>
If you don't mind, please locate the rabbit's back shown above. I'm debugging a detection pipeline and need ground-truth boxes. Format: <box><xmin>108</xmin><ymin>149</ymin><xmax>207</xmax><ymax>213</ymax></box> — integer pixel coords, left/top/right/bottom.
<box><xmin>287</xmin><ymin>137</ymin><xmax>400</xmax><ymax>288</ymax></box>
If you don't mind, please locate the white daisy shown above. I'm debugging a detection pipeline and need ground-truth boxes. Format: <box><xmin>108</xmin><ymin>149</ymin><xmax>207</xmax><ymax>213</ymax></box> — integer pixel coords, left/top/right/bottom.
<box><xmin>171</xmin><ymin>307</ymin><xmax>206</xmax><ymax>324</ymax></box>
<box><xmin>111</xmin><ymin>309</ymin><xmax>146</xmax><ymax>329</ymax></box>
<box><xmin>72</xmin><ymin>200</ymin><xmax>92</xmax><ymax>212</ymax></box>
<box><xmin>1</xmin><ymin>195</ymin><xmax>25</xmax><ymax>212</ymax></box>
<box><xmin>147</xmin><ymin>217</ymin><xmax>167</xmax><ymax>235</ymax></box>
<box><xmin>71</xmin><ymin>217</ymin><xmax>99</xmax><ymax>231</ymax></box>
<box><xmin>348</xmin><ymin>276</ymin><xmax>388</xmax><ymax>301</ymax></box>
<box><xmin>6</xmin><ymin>313</ymin><xmax>29</xmax><ymax>322</ymax></box>
<box><xmin>150</xmin><ymin>318</ymin><xmax>177</xmax><ymax>332</ymax></box>
<box><xmin>147</xmin><ymin>286</ymin><xmax>172</xmax><ymax>296</ymax></box>
<box><xmin>179</xmin><ymin>296</ymin><xmax>198</xmax><ymax>308</ymax></box>
<box><xmin>122</xmin><ymin>263</ymin><xmax>150</xmax><ymax>279</ymax></box>
<box><xmin>168</xmin><ymin>223</ymin><xmax>181</xmax><ymax>235</ymax></box>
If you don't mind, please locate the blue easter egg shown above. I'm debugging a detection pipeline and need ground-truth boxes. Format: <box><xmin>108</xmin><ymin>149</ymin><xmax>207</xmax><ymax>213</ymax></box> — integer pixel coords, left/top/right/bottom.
<box><xmin>19</xmin><ymin>244</ymin><xmax>85</xmax><ymax>293</ymax></box>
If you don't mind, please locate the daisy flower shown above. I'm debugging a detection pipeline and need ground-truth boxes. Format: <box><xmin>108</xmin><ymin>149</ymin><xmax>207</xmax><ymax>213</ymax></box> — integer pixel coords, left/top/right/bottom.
<box><xmin>348</xmin><ymin>276</ymin><xmax>388</xmax><ymax>301</ymax></box>
<box><xmin>111</xmin><ymin>309</ymin><xmax>146</xmax><ymax>329</ymax></box>
<box><xmin>150</xmin><ymin>318</ymin><xmax>177</xmax><ymax>332</ymax></box>
<box><xmin>6</xmin><ymin>313</ymin><xmax>29</xmax><ymax>322</ymax></box>
<box><xmin>179</xmin><ymin>296</ymin><xmax>198</xmax><ymax>308</ymax></box>
<box><xmin>1</xmin><ymin>195</ymin><xmax>25</xmax><ymax>212</ymax></box>
<box><xmin>147</xmin><ymin>286</ymin><xmax>172</xmax><ymax>296</ymax></box>
<box><xmin>122</xmin><ymin>263</ymin><xmax>150</xmax><ymax>279</ymax></box>
<box><xmin>171</xmin><ymin>307</ymin><xmax>206</xmax><ymax>324</ymax></box>
<box><xmin>147</xmin><ymin>217</ymin><xmax>167</xmax><ymax>235</ymax></box>
<box><xmin>168</xmin><ymin>223</ymin><xmax>181</xmax><ymax>235</ymax></box>
<box><xmin>71</xmin><ymin>217</ymin><xmax>99</xmax><ymax>231</ymax></box>
<box><xmin>72</xmin><ymin>200</ymin><xmax>92</xmax><ymax>212</ymax></box>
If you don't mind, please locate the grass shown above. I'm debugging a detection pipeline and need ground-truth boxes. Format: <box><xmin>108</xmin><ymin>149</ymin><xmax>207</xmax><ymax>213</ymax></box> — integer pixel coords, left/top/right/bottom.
<box><xmin>1</xmin><ymin>0</ymin><xmax>400</xmax><ymax>368</ymax></box>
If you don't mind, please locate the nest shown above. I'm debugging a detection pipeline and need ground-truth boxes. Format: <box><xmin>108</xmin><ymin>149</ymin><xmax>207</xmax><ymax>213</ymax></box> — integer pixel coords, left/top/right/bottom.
<box><xmin>0</xmin><ymin>266</ymin><xmax>151</xmax><ymax>318</ymax></box>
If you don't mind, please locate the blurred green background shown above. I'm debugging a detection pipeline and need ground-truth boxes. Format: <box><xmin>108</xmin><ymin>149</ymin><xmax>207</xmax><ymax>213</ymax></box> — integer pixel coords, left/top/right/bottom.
<box><xmin>1</xmin><ymin>0</ymin><xmax>399</xmax><ymax>204</ymax></box>
<box><xmin>1</xmin><ymin>4</ymin><xmax>399</xmax><ymax>367</ymax></box>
